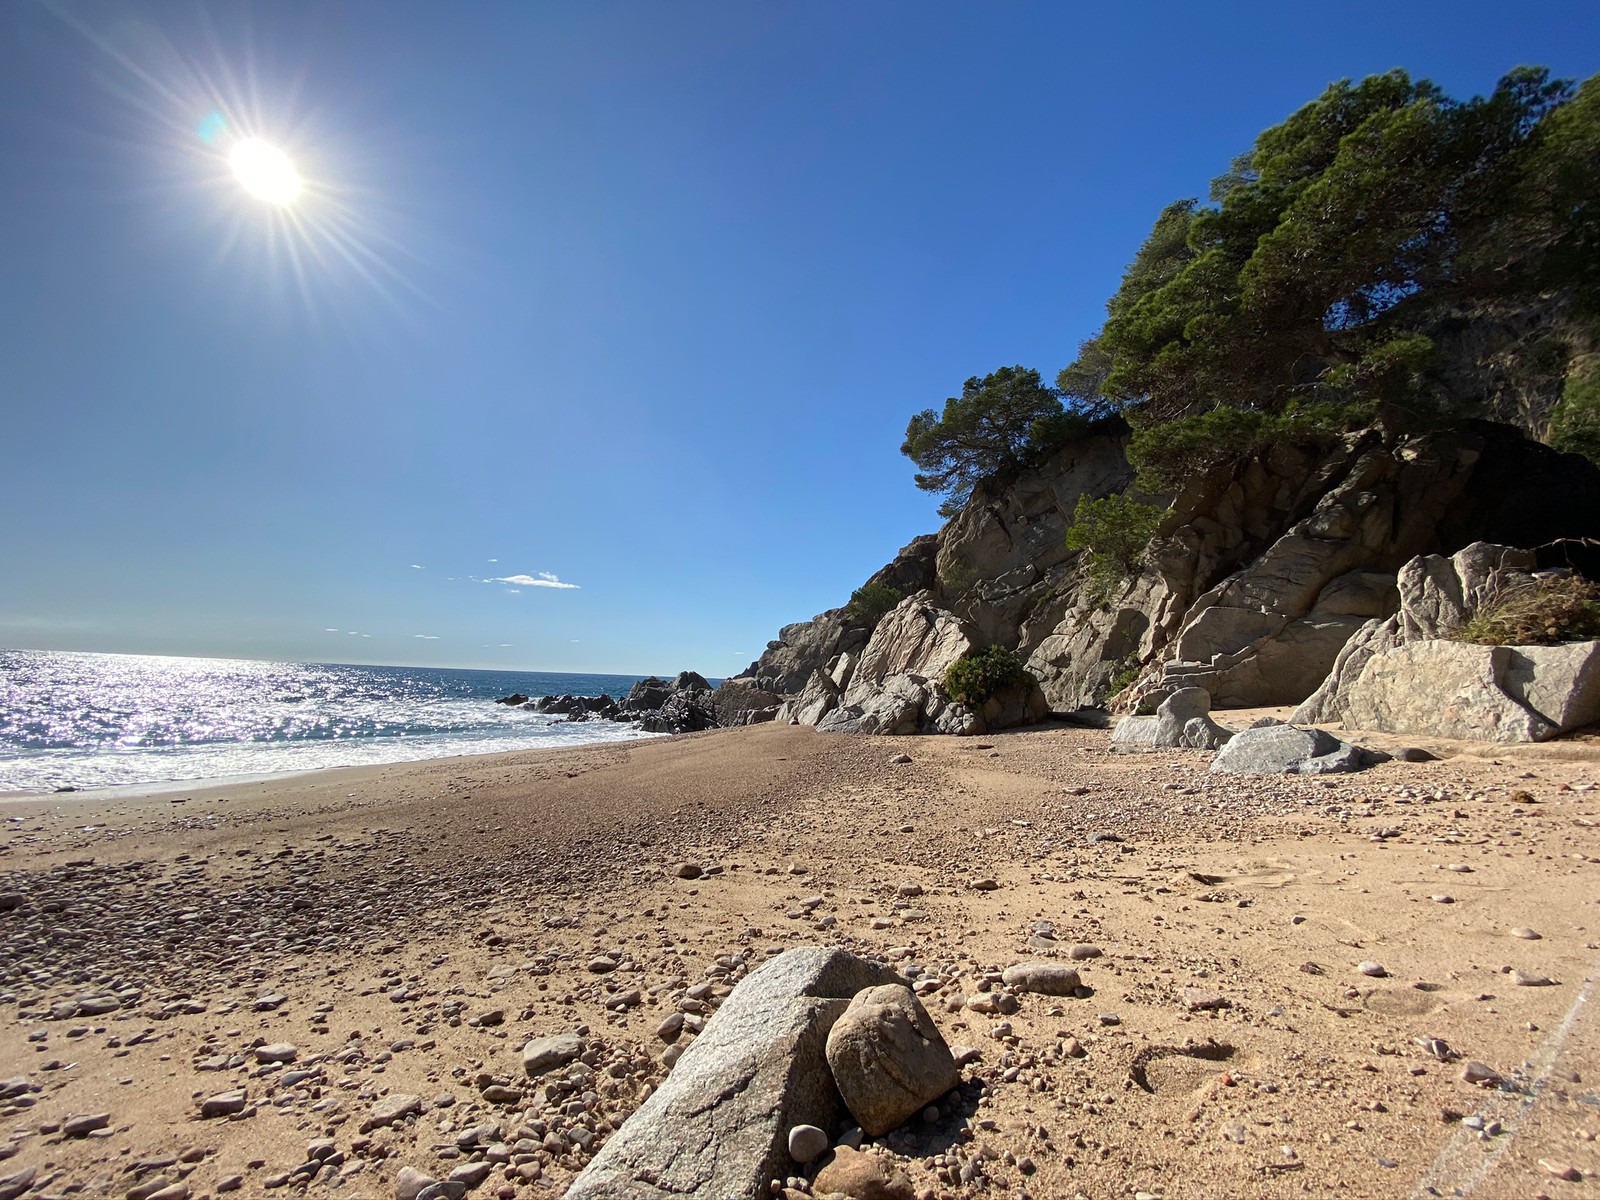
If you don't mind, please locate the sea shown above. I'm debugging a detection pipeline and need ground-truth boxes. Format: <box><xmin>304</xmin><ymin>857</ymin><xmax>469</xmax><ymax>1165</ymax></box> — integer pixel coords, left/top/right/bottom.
<box><xmin>0</xmin><ymin>649</ymin><xmax>681</xmax><ymax>794</ymax></box>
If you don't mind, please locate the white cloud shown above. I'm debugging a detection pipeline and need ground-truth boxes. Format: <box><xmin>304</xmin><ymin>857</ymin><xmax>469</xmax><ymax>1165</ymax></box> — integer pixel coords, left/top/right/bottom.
<box><xmin>488</xmin><ymin>557</ymin><xmax>498</xmax><ymax>563</ymax></box>
<box><xmin>324</xmin><ymin>628</ymin><xmax>340</xmax><ymax>633</ymax></box>
<box><xmin>487</xmin><ymin>573</ymin><xmax>579</xmax><ymax>589</ymax></box>
<box><xmin>414</xmin><ymin>634</ymin><xmax>440</xmax><ymax>640</ymax></box>
<box><xmin>498</xmin><ymin>643</ymin><xmax>514</xmax><ymax>647</ymax></box>
<box><xmin>410</xmin><ymin>564</ymin><xmax>424</xmax><ymax>570</ymax></box>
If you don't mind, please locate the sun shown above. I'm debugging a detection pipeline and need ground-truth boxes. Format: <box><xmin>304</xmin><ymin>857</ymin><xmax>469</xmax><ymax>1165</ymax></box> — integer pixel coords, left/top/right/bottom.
<box><xmin>229</xmin><ymin>137</ymin><xmax>302</xmax><ymax>205</ymax></box>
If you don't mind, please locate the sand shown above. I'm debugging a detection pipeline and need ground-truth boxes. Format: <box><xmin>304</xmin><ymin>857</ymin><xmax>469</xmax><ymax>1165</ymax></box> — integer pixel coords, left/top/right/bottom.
<box><xmin>2</xmin><ymin>719</ymin><xmax>1598</xmax><ymax>1200</ymax></box>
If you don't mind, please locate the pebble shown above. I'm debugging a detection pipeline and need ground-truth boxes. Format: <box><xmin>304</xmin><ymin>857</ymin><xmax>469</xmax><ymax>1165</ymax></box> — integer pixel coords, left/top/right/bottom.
<box><xmin>522</xmin><ymin>1033</ymin><xmax>584</xmax><ymax>1077</ymax></box>
<box><xmin>368</xmin><ymin>1093</ymin><xmax>422</xmax><ymax>1127</ymax></box>
<box><xmin>587</xmin><ymin>956</ymin><xmax>618</xmax><ymax>973</ymax></box>
<box><xmin>1513</xmin><ymin>970</ymin><xmax>1557</xmax><ymax>987</ymax></box>
<box><xmin>1462</xmin><ymin>1061</ymin><xmax>1502</xmax><ymax>1087</ymax></box>
<box><xmin>1067</xmin><ymin>944</ymin><xmax>1102</xmax><ymax>960</ymax></box>
<box><xmin>787</xmin><ymin>1124</ymin><xmax>828</xmax><ymax>1163</ymax></box>
<box><xmin>1539</xmin><ymin>1159</ymin><xmax>1583</xmax><ymax>1182</ymax></box>
<box><xmin>969</xmin><ymin>877</ymin><xmax>1000</xmax><ymax>891</ymax></box>
<box><xmin>254</xmin><ymin>1042</ymin><xmax>298</xmax><ymax>1064</ymax></box>
<box><xmin>672</xmin><ymin>863</ymin><xmax>703</xmax><ymax>879</ymax></box>
<box><xmin>1510</xmin><ymin>927</ymin><xmax>1542</xmax><ymax>940</ymax></box>
<box><xmin>1001</xmin><ymin>962</ymin><xmax>1081</xmax><ymax>995</ymax></box>
<box><xmin>61</xmin><ymin>1112</ymin><xmax>111</xmax><ymax>1137</ymax></box>
<box><xmin>888</xmin><ymin>753</ymin><xmax>912</xmax><ymax>765</ymax></box>
<box><xmin>199</xmin><ymin>1090</ymin><xmax>247</xmax><ymax>1118</ymax></box>
<box><xmin>1357</xmin><ymin>961</ymin><xmax>1388</xmax><ymax>978</ymax></box>
<box><xmin>1182</xmin><ymin>987</ymin><xmax>1230</xmax><ymax>1012</ymax></box>
<box><xmin>1431</xmin><ymin>894</ymin><xmax>1455</xmax><ymax>904</ymax></box>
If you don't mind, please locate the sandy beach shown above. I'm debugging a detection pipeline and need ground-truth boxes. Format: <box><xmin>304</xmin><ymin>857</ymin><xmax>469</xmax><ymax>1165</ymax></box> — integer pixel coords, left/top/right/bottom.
<box><xmin>2</xmin><ymin>720</ymin><xmax>1598</xmax><ymax>1200</ymax></box>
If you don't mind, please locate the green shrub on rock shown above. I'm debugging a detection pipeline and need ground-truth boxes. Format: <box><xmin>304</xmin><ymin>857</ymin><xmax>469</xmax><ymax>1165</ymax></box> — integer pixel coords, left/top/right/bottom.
<box><xmin>1065</xmin><ymin>493</ymin><xmax>1165</xmax><ymax>599</ymax></box>
<box><xmin>844</xmin><ymin>582</ymin><xmax>904</xmax><ymax>626</ymax></box>
<box><xmin>943</xmin><ymin>646</ymin><xmax>1029</xmax><ymax>708</ymax></box>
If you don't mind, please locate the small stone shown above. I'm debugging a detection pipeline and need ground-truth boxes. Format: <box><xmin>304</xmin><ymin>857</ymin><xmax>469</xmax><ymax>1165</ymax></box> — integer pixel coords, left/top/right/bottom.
<box><xmin>1182</xmin><ymin>988</ymin><xmax>1230</xmax><ymax>1012</ymax></box>
<box><xmin>394</xmin><ymin>1167</ymin><xmax>437</xmax><ymax>1200</ymax></box>
<box><xmin>1357</xmin><ymin>961</ymin><xmax>1388</xmax><ymax>978</ymax></box>
<box><xmin>254</xmin><ymin>1042</ymin><xmax>298</xmax><ymax>1064</ymax></box>
<box><xmin>1067</xmin><ymin>944</ymin><xmax>1102</xmax><ymax>960</ymax></box>
<box><xmin>216</xmin><ymin>1176</ymin><xmax>243</xmax><ymax>1193</ymax></box>
<box><xmin>368</xmin><ymin>1093</ymin><xmax>422</xmax><ymax>1127</ymax></box>
<box><xmin>1000</xmin><ymin>962</ymin><xmax>1081</xmax><ymax>995</ymax></box>
<box><xmin>812</xmin><ymin>1146</ymin><xmax>914</xmax><ymax>1200</ymax></box>
<box><xmin>1513</xmin><ymin>970</ymin><xmax>1557</xmax><ymax>987</ymax></box>
<box><xmin>672</xmin><ymin>863</ymin><xmax>702</xmax><ymax>879</ymax></box>
<box><xmin>1431</xmin><ymin>895</ymin><xmax>1455</xmax><ymax>904</ymax></box>
<box><xmin>200</xmin><ymin>1090</ymin><xmax>247</xmax><ymax>1118</ymax></box>
<box><xmin>447</xmin><ymin>1162</ymin><xmax>495</xmax><ymax>1187</ymax></box>
<box><xmin>787</xmin><ymin>1124</ymin><xmax>828</xmax><ymax>1164</ymax></box>
<box><xmin>1510</xmin><ymin>927</ymin><xmax>1542</xmax><ymax>940</ymax></box>
<box><xmin>522</xmin><ymin>1033</ymin><xmax>584</xmax><ymax>1077</ymax></box>
<box><xmin>1539</xmin><ymin>1159</ymin><xmax>1582</xmax><ymax>1182</ymax></box>
<box><xmin>1462</xmin><ymin>1061</ymin><xmax>1502</xmax><ymax>1087</ymax></box>
<box><xmin>61</xmin><ymin>1112</ymin><xmax>111</xmax><ymax>1137</ymax></box>
<box><xmin>587</xmin><ymin>956</ymin><xmax>618</xmax><ymax>973</ymax></box>
<box><xmin>888</xmin><ymin>753</ymin><xmax>912</xmax><ymax>765</ymax></box>
<box><xmin>969</xmin><ymin>877</ymin><xmax>1000</xmax><ymax>891</ymax></box>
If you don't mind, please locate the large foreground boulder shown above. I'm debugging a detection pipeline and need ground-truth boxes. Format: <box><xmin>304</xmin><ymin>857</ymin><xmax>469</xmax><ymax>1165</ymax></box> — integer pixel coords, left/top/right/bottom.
<box><xmin>825</xmin><ymin>984</ymin><xmax>959</xmax><ymax>1138</ymax></box>
<box><xmin>564</xmin><ymin>948</ymin><xmax>899</xmax><ymax>1200</ymax></box>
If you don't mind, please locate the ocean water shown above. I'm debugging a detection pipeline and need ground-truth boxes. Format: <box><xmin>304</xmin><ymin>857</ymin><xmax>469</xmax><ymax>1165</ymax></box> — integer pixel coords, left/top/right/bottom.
<box><xmin>0</xmin><ymin>649</ymin><xmax>673</xmax><ymax>793</ymax></box>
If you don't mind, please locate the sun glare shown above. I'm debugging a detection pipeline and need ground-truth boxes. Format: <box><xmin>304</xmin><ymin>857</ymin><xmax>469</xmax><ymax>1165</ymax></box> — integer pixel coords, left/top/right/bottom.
<box><xmin>229</xmin><ymin>137</ymin><xmax>302</xmax><ymax>205</ymax></box>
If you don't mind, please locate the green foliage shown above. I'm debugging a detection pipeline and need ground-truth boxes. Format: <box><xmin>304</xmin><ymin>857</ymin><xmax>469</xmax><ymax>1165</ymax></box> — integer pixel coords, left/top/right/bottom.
<box><xmin>1107</xmin><ymin>659</ymin><xmax>1143</xmax><ymax>697</ymax></box>
<box><xmin>1451</xmin><ymin>574</ymin><xmax>1600</xmax><ymax>645</ymax></box>
<box><xmin>902</xmin><ymin>366</ymin><xmax>1089</xmax><ymax>517</ymax></box>
<box><xmin>1550</xmin><ymin>364</ymin><xmax>1600</xmax><ymax>462</ymax></box>
<box><xmin>843</xmin><ymin>581</ymin><xmax>904</xmax><ymax>626</ymax></box>
<box><xmin>943</xmin><ymin>646</ymin><xmax>1030</xmax><ymax>708</ymax></box>
<box><xmin>1073</xmin><ymin>495</ymin><xmax>1164</xmax><ymax>573</ymax></box>
<box><xmin>1055</xmin><ymin>66</ymin><xmax>1599</xmax><ymax>430</ymax></box>
<box><xmin>1125</xmin><ymin>401</ymin><xmax>1369</xmax><ymax>492</ymax></box>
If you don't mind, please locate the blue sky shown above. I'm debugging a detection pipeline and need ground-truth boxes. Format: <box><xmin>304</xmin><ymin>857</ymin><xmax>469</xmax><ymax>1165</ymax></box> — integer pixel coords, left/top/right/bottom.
<box><xmin>3</xmin><ymin>0</ymin><xmax>1597</xmax><ymax>675</ymax></box>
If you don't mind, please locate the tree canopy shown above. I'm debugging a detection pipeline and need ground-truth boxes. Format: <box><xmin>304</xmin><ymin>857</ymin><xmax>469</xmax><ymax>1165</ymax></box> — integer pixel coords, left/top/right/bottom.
<box><xmin>904</xmin><ymin>67</ymin><xmax>1600</xmax><ymax>514</ymax></box>
<box><xmin>1062</xmin><ymin>67</ymin><xmax>1600</xmax><ymax>431</ymax></box>
<box><xmin>901</xmin><ymin>367</ymin><xmax>1084</xmax><ymax>516</ymax></box>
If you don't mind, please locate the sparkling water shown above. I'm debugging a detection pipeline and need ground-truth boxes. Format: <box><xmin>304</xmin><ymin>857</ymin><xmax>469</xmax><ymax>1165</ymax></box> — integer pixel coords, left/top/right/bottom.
<box><xmin>0</xmin><ymin>649</ymin><xmax>672</xmax><ymax>792</ymax></box>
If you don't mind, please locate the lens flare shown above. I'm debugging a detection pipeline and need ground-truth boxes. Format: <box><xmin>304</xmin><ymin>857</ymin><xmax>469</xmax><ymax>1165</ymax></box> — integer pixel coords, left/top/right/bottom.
<box><xmin>229</xmin><ymin>137</ymin><xmax>301</xmax><ymax>205</ymax></box>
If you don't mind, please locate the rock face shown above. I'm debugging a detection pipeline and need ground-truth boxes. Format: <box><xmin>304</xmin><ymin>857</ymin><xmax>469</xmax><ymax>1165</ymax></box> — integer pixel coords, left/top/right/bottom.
<box><xmin>787</xmin><ymin>594</ymin><xmax>1047</xmax><ymax>737</ymax></box>
<box><xmin>747</xmin><ymin>421</ymin><xmax>1600</xmax><ymax>722</ymax></box>
<box><xmin>1209</xmin><ymin>724</ymin><xmax>1374</xmax><ymax>775</ymax></box>
<box><xmin>1295</xmin><ymin>540</ymin><xmax>1600</xmax><ymax>742</ymax></box>
<box><xmin>824</xmin><ymin>984</ymin><xmax>959</xmax><ymax>1138</ymax></box>
<box><xmin>1319</xmin><ymin>638</ymin><xmax>1600</xmax><ymax>743</ymax></box>
<box><xmin>1110</xmin><ymin>688</ymin><xmax>1234</xmax><ymax>751</ymax></box>
<box><xmin>565</xmin><ymin>947</ymin><xmax>900</xmax><ymax>1200</ymax></box>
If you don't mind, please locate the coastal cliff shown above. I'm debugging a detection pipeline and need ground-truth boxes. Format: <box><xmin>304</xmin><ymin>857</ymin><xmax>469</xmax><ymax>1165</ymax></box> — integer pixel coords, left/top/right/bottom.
<box><xmin>742</xmin><ymin>419</ymin><xmax>1600</xmax><ymax>729</ymax></box>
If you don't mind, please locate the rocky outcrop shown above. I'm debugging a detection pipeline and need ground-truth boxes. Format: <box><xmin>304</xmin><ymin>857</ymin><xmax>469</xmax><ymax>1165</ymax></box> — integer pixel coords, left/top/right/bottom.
<box><xmin>749</xmin><ymin>420</ymin><xmax>1600</xmax><ymax>724</ymax></box>
<box><xmin>1293</xmin><ymin>544</ymin><xmax>1600</xmax><ymax>741</ymax></box>
<box><xmin>565</xmin><ymin>947</ymin><xmax>900</xmax><ymax>1200</ymax></box>
<box><xmin>1295</xmin><ymin>542</ymin><xmax>1536</xmax><ymax>726</ymax></box>
<box><xmin>794</xmin><ymin>594</ymin><xmax>1047</xmax><ymax>736</ymax></box>
<box><xmin>1325</xmin><ymin>639</ymin><xmax>1600</xmax><ymax>743</ymax></box>
<box><xmin>1286</xmin><ymin>544</ymin><xmax>1600</xmax><ymax>742</ymax></box>
<box><xmin>740</xmin><ymin>537</ymin><xmax>940</xmax><ymax>695</ymax></box>
<box><xmin>1110</xmin><ymin>688</ymin><xmax>1234</xmax><ymax>751</ymax></box>
<box><xmin>1210</xmin><ymin>723</ymin><xmax>1376</xmax><ymax>774</ymax></box>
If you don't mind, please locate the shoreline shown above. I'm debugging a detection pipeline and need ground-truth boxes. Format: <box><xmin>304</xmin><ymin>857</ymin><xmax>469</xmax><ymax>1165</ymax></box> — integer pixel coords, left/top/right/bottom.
<box><xmin>2</xmin><ymin>721</ymin><xmax>1597</xmax><ymax>1198</ymax></box>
